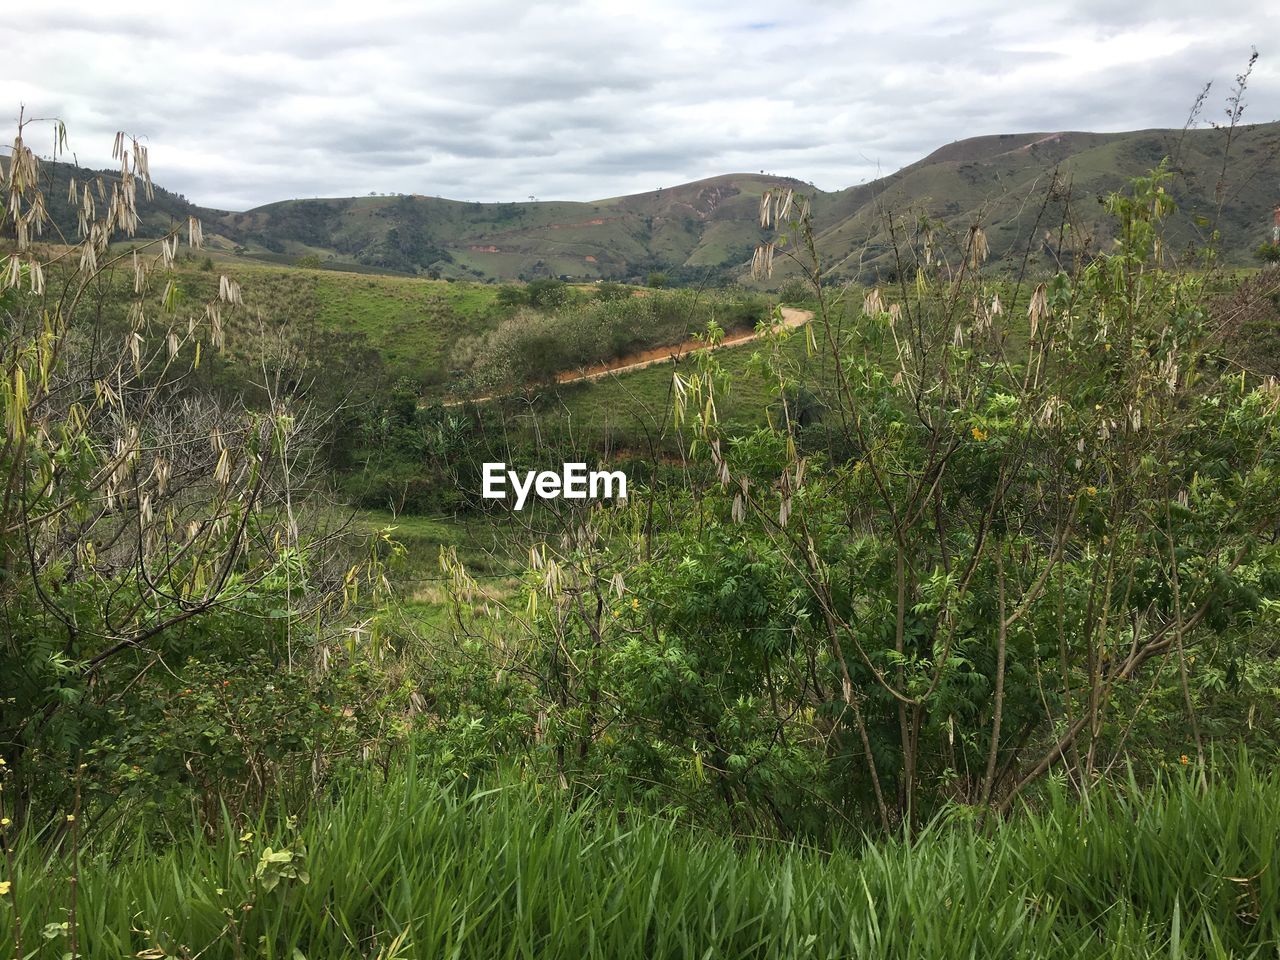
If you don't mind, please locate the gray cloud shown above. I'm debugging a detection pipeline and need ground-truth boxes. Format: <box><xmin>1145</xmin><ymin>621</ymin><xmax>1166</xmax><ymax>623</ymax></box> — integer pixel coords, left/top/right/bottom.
<box><xmin>5</xmin><ymin>0</ymin><xmax>1276</xmax><ymax>211</ymax></box>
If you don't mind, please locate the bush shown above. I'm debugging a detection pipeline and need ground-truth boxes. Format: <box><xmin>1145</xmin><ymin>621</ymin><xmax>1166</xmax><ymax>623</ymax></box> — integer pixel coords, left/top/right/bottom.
<box><xmin>89</xmin><ymin>653</ymin><xmax>404</xmax><ymax>831</ymax></box>
<box><xmin>1254</xmin><ymin>240</ymin><xmax>1280</xmax><ymax>264</ymax></box>
<box><xmin>526</xmin><ymin>277</ymin><xmax>569</xmax><ymax>309</ymax></box>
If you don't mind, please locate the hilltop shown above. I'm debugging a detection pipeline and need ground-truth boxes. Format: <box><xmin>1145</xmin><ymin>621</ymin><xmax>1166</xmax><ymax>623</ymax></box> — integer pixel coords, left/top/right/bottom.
<box><xmin>32</xmin><ymin>122</ymin><xmax>1280</xmax><ymax>282</ymax></box>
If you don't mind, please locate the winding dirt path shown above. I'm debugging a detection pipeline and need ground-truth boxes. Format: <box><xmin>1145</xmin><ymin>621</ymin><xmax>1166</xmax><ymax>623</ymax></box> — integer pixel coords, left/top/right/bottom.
<box><xmin>444</xmin><ymin>307</ymin><xmax>812</xmax><ymax>406</ymax></box>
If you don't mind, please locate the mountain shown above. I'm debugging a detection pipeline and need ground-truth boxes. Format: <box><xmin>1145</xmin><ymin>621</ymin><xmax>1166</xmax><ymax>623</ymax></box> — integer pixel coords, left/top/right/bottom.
<box><xmin>31</xmin><ymin>122</ymin><xmax>1280</xmax><ymax>283</ymax></box>
<box><xmin>801</xmin><ymin>124</ymin><xmax>1280</xmax><ymax>283</ymax></box>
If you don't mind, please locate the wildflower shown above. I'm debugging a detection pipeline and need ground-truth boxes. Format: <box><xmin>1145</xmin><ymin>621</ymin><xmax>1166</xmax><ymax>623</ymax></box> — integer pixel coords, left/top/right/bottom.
<box><xmin>222</xmin><ymin>680</ymin><xmax>230</xmax><ymax>687</ymax></box>
<box><xmin>971</xmin><ymin>427</ymin><xmax>988</xmax><ymax>441</ymax></box>
<box><xmin>0</xmin><ymin>880</ymin><xmax>10</xmax><ymax>896</ymax></box>
<box><xmin>1179</xmin><ymin>755</ymin><xmax>1189</xmax><ymax>765</ymax></box>
<box><xmin>0</xmin><ymin>756</ymin><xmax>6</xmax><ymax>766</ymax></box>
<box><xmin>240</xmin><ymin>832</ymin><xmax>254</xmax><ymax>843</ymax></box>
<box><xmin>631</xmin><ymin>597</ymin><xmax>640</xmax><ymax>610</ymax></box>
<box><xmin>65</xmin><ymin>814</ymin><xmax>75</xmax><ymax>823</ymax></box>
<box><xmin>0</xmin><ymin>817</ymin><xmax>10</xmax><ymax>827</ymax></box>
<box><xmin>1086</xmin><ymin>486</ymin><xmax>1098</xmax><ymax>496</ymax></box>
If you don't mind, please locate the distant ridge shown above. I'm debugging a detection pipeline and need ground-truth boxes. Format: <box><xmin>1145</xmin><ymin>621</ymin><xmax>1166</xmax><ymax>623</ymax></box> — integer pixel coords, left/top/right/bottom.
<box><xmin>29</xmin><ymin>122</ymin><xmax>1280</xmax><ymax>283</ymax></box>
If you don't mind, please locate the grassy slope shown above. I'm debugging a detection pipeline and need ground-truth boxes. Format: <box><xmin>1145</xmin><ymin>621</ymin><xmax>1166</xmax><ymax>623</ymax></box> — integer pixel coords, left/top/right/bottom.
<box><xmin>5</xmin><ymin>762</ymin><xmax>1276</xmax><ymax>958</ymax></box>
<box><xmin>152</xmin><ymin>259</ymin><xmax>502</xmax><ymax>386</ymax></box>
<box><xmin>534</xmin><ymin>325</ymin><xmax>811</xmax><ymax>445</ymax></box>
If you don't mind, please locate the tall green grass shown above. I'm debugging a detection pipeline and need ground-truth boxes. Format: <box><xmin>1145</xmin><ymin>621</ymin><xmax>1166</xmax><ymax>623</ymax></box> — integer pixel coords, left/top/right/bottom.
<box><xmin>3</xmin><ymin>763</ymin><xmax>1275</xmax><ymax>958</ymax></box>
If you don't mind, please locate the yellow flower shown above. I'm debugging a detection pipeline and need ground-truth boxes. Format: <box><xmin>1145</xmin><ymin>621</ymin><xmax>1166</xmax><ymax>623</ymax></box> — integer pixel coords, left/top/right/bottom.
<box><xmin>0</xmin><ymin>817</ymin><xmax>10</xmax><ymax>827</ymax></box>
<box><xmin>631</xmin><ymin>598</ymin><xmax>640</xmax><ymax>610</ymax></box>
<box><xmin>971</xmin><ymin>427</ymin><xmax>988</xmax><ymax>441</ymax></box>
<box><xmin>65</xmin><ymin>814</ymin><xmax>76</xmax><ymax>823</ymax></box>
<box><xmin>0</xmin><ymin>756</ymin><xmax>7</xmax><ymax>765</ymax></box>
<box><xmin>0</xmin><ymin>880</ymin><xmax>10</xmax><ymax>896</ymax></box>
<box><xmin>1086</xmin><ymin>486</ymin><xmax>1098</xmax><ymax>496</ymax></box>
<box><xmin>1179</xmin><ymin>754</ymin><xmax>1189</xmax><ymax>765</ymax></box>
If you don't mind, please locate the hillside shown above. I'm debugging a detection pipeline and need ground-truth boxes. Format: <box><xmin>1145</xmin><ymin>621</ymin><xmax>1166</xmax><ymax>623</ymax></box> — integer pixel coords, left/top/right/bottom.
<box><xmin>31</xmin><ymin>123</ymin><xmax>1280</xmax><ymax>282</ymax></box>
<box><xmin>803</xmin><ymin>124</ymin><xmax>1280</xmax><ymax>282</ymax></box>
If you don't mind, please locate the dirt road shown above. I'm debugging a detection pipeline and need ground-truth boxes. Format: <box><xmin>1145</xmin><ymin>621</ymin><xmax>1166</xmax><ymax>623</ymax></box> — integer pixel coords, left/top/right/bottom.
<box><xmin>553</xmin><ymin>306</ymin><xmax>812</xmax><ymax>384</ymax></box>
<box><xmin>442</xmin><ymin>306</ymin><xmax>813</xmax><ymax>406</ymax></box>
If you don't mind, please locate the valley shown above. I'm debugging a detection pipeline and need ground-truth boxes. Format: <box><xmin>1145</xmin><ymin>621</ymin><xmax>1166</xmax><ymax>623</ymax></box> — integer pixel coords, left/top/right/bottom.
<box><xmin>6</xmin><ymin>72</ymin><xmax>1280</xmax><ymax>958</ymax></box>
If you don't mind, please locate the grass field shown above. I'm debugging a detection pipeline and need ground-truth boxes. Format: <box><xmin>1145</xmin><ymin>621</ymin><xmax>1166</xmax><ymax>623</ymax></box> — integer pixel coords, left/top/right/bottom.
<box><xmin>168</xmin><ymin>261</ymin><xmax>502</xmax><ymax>384</ymax></box>
<box><xmin>4</xmin><ymin>759</ymin><xmax>1275</xmax><ymax>959</ymax></box>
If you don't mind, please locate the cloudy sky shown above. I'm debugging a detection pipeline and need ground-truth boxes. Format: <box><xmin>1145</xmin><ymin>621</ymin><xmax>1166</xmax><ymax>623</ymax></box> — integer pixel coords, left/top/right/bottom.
<box><xmin>6</xmin><ymin>0</ymin><xmax>1277</xmax><ymax>210</ymax></box>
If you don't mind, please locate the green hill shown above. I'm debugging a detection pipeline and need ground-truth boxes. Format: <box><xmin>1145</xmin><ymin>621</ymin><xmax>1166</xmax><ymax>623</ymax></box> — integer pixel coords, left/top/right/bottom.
<box><xmin>802</xmin><ymin>124</ymin><xmax>1280</xmax><ymax>282</ymax></box>
<box><xmin>33</xmin><ymin>123</ymin><xmax>1280</xmax><ymax>282</ymax></box>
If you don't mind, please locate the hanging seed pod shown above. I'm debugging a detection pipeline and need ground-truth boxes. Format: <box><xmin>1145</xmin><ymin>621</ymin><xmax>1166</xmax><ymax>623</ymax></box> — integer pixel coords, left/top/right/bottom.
<box><xmin>967</xmin><ymin>225</ymin><xmax>989</xmax><ymax>268</ymax></box>
<box><xmin>1027</xmin><ymin>283</ymin><xmax>1048</xmax><ymax>339</ymax></box>
<box><xmin>863</xmin><ymin>287</ymin><xmax>883</xmax><ymax>316</ymax></box>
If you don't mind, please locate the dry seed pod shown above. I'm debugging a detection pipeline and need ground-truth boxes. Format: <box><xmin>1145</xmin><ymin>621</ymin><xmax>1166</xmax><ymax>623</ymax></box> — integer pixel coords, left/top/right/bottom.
<box><xmin>967</xmin><ymin>225</ymin><xmax>989</xmax><ymax>268</ymax></box>
<box><xmin>1028</xmin><ymin>283</ymin><xmax>1049</xmax><ymax>338</ymax></box>
<box><xmin>863</xmin><ymin>288</ymin><xmax>883</xmax><ymax>316</ymax></box>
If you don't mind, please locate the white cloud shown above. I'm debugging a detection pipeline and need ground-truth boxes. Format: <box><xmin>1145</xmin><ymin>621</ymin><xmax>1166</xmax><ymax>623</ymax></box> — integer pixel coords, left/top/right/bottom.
<box><xmin>5</xmin><ymin>0</ymin><xmax>1277</xmax><ymax>209</ymax></box>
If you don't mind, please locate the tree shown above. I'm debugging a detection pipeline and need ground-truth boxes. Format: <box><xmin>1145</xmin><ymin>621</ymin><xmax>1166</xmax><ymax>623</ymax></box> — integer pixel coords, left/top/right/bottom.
<box><xmin>0</xmin><ymin>112</ymin><xmax>379</xmax><ymax>821</ymax></box>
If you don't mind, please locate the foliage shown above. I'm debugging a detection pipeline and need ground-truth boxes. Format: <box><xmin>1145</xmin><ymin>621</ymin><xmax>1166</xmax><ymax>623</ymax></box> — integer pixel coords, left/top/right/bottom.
<box><xmin>0</xmin><ymin>114</ymin><xmax>387</xmax><ymax>826</ymax></box>
<box><xmin>431</xmin><ymin>166</ymin><xmax>1280</xmax><ymax>837</ymax></box>
<box><xmin>3</xmin><ymin>760</ymin><xmax>1279</xmax><ymax>958</ymax></box>
<box><xmin>88</xmin><ymin>652</ymin><xmax>407</xmax><ymax>832</ymax></box>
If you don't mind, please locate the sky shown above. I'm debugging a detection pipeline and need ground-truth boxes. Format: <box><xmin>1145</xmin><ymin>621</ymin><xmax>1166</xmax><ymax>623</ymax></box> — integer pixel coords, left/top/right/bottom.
<box><xmin>6</xmin><ymin>0</ymin><xmax>1278</xmax><ymax>211</ymax></box>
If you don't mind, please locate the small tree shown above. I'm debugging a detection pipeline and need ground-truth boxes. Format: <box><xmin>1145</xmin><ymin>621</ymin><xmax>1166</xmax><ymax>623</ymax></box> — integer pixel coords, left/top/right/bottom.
<box><xmin>0</xmin><ymin>112</ymin><xmax>377</xmax><ymax>820</ymax></box>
